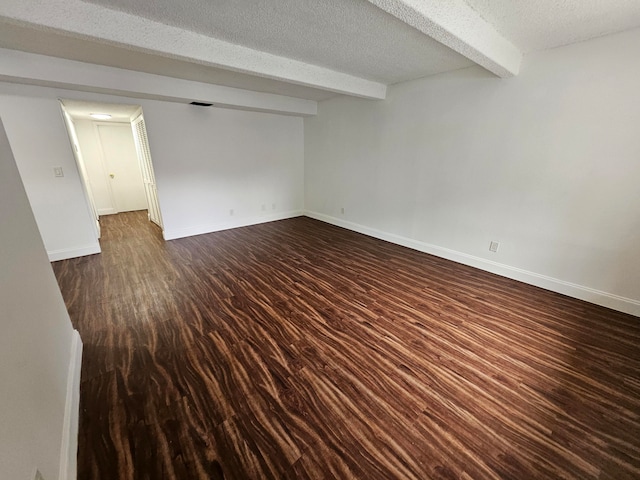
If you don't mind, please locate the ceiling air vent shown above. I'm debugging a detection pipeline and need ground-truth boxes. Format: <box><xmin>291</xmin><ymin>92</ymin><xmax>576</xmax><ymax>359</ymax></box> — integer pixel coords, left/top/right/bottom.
<box><xmin>190</xmin><ymin>101</ymin><xmax>213</xmax><ymax>107</ymax></box>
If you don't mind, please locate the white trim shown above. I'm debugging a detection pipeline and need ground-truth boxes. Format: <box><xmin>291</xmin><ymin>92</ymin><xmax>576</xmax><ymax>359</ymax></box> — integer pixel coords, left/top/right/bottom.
<box><xmin>304</xmin><ymin>211</ymin><xmax>640</xmax><ymax>317</ymax></box>
<box><xmin>48</xmin><ymin>243</ymin><xmax>101</xmax><ymax>262</ymax></box>
<box><xmin>59</xmin><ymin>330</ymin><xmax>83</xmax><ymax>480</ymax></box>
<box><xmin>163</xmin><ymin>210</ymin><xmax>304</xmax><ymax>241</ymax></box>
<box><xmin>59</xmin><ymin>104</ymin><xmax>101</xmax><ymax>241</ymax></box>
<box><xmin>97</xmin><ymin>208</ymin><xmax>118</xmax><ymax>216</ymax></box>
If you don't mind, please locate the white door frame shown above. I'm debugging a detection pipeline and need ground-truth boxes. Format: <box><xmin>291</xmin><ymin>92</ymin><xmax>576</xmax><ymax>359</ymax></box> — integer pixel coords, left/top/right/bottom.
<box><xmin>131</xmin><ymin>111</ymin><xmax>164</xmax><ymax>231</ymax></box>
<box><xmin>59</xmin><ymin>101</ymin><xmax>101</xmax><ymax>239</ymax></box>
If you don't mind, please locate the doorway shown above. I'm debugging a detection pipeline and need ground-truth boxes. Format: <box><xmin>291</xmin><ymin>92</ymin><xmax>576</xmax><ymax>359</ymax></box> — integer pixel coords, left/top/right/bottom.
<box><xmin>60</xmin><ymin>100</ymin><xmax>164</xmax><ymax>236</ymax></box>
<box><xmin>96</xmin><ymin>122</ymin><xmax>147</xmax><ymax>214</ymax></box>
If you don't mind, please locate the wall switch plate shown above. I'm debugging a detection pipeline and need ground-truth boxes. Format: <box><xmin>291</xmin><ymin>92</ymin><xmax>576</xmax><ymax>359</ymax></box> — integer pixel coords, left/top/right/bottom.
<box><xmin>53</xmin><ymin>166</ymin><xmax>64</xmax><ymax>177</ymax></box>
<box><xmin>489</xmin><ymin>241</ymin><xmax>500</xmax><ymax>253</ymax></box>
<box><xmin>229</xmin><ymin>209</ymin><xmax>234</xmax><ymax>216</ymax></box>
<box><xmin>340</xmin><ymin>207</ymin><xmax>345</xmax><ymax>214</ymax></box>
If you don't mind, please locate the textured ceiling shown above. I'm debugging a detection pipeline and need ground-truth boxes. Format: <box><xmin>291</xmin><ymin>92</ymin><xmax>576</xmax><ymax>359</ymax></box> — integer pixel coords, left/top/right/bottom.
<box><xmin>0</xmin><ymin>21</ymin><xmax>338</xmax><ymax>101</ymax></box>
<box><xmin>80</xmin><ymin>0</ymin><xmax>474</xmax><ymax>84</ymax></box>
<box><xmin>1</xmin><ymin>0</ymin><xmax>640</xmax><ymax>104</ymax></box>
<box><xmin>464</xmin><ymin>0</ymin><xmax>640</xmax><ymax>52</ymax></box>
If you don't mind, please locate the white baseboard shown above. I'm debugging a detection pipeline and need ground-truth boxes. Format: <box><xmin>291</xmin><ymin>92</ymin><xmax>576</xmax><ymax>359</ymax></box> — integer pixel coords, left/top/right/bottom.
<box><xmin>163</xmin><ymin>210</ymin><xmax>304</xmax><ymax>241</ymax></box>
<box><xmin>304</xmin><ymin>211</ymin><xmax>640</xmax><ymax>317</ymax></box>
<box><xmin>59</xmin><ymin>330</ymin><xmax>82</xmax><ymax>480</ymax></box>
<box><xmin>48</xmin><ymin>244</ymin><xmax>101</xmax><ymax>262</ymax></box>
<box><xmin>97</xmin><ymin>208</ymin><xmax>117</xmax><ymax>216</ymax></box>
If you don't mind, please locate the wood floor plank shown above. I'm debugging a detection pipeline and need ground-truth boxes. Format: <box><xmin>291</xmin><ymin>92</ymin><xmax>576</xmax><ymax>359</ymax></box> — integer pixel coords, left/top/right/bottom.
<box><xmin>52</xmin><ymin>211</ymin><xmax>640</xmax><ymax>479</ymax></box>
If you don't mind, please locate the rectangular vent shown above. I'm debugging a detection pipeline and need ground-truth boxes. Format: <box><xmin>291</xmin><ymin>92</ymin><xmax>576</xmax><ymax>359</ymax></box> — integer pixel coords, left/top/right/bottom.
<box><xmin>190</xmin><ymin>101</ymin><xmax>213</xmax><ymax>107</ymax></box>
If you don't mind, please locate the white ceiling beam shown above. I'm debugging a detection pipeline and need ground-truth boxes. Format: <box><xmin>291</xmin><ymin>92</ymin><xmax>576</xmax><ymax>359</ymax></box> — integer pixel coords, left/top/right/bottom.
<box><xmin>366</xmin><ymin>0</ymin><xmax>522</xmax><ymax>78</ymax></box>
<box><xmin>0</xmin><ymin>0</ymin><xmax>387</xmax><ymax>100</ymax></box>
<box><xmin>0</xmin><ymin>49</ymin><xmax>318</xmax><ymax>116</ymax></box>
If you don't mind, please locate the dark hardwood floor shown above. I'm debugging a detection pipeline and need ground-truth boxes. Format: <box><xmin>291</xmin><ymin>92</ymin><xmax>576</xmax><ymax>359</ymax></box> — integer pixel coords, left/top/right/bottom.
<box><xmin>52</xmin><ymin>211</ymin><xmax>640</xmax><ymax>479</ymax></box>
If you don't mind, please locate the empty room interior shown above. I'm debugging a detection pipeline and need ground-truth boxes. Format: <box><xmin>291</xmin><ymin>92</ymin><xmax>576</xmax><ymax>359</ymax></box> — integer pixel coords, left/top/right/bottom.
<box><xmin>1</xmin><ymin>1</ymin><xmax>640</xmax><ymax>479</ymax></box>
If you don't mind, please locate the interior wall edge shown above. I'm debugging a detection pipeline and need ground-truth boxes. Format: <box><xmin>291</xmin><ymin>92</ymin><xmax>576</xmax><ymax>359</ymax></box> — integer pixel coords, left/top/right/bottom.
<box><xmin>59</xmin><ymin>329</ymin><xmax>82</xmax><ymax>480</ymax></box>
<box><xmin>303</xmin><ymin>210</ymin><xmax>640</xmax><ymax>318</ymax></box>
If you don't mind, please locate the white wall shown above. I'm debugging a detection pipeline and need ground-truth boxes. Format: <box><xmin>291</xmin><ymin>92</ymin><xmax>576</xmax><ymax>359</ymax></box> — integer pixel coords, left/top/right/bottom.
<box><xmin>0</xmin><ymin>118</ymin><xmax>81</xmax><ymax>480</ymax></box>
<box><xmin>304</xmin><ymin>28</ymin><xmax>640</xmax><ymax>316</ymax></box>
<box><xmin>0</xmin><ymin>93</ymin><xmax>101</xmax><ymax>261</ymax></box>
<box><xmin>143</xmin><ymin>102</ymin><xmax>304</xmax><ymax>239</ymax></box>
<box><xmin>0</xmin><ymin>82</ymin><xmax>304</xmax><ymax>256</ymax></box>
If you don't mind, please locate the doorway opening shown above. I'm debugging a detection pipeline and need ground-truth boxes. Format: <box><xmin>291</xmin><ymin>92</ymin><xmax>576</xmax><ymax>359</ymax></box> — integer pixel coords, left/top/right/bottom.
<box><xmin>60</xmin><ymin>99</ymin><xmax>164</xmax><ymax>240</ymax></box>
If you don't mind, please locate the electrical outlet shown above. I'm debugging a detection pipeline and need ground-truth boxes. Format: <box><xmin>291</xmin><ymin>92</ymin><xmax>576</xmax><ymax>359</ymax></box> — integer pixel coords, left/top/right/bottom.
<box><xmin>489</xmin><ymin>241</ymin><xmax>500</xmax><ymax>253</ymax></box>
<box><xmin>33</xmin><ymin>468</ymin><xmax>45</xmax><ymax>480</ymax></box>
<box><xmin>53</xmin><ymin>166</ymin><xmax>64</xmax><ymax>177</ymax></box>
